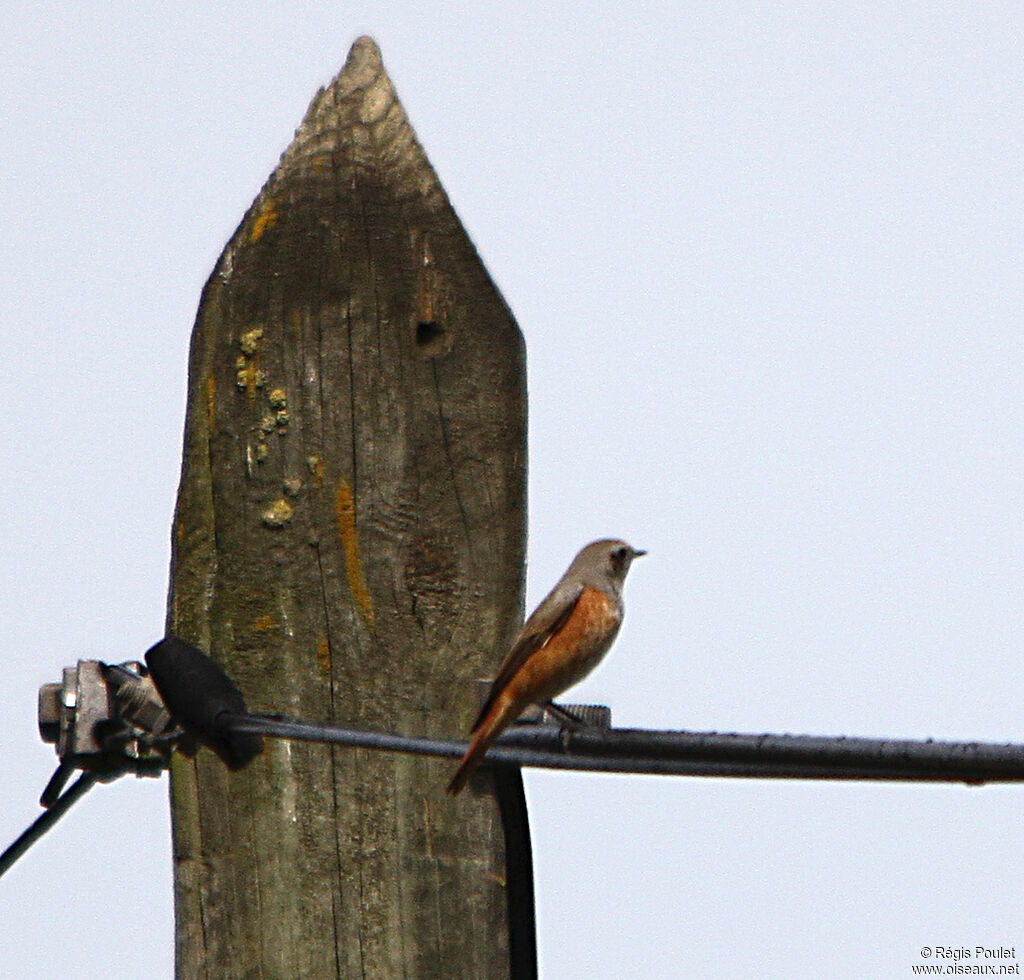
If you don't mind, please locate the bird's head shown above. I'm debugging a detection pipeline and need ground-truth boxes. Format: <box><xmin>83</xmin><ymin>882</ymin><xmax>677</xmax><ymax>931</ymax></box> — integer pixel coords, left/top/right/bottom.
<box><xmin>574</xmin><ymin>538</ymin><xmax>646</xmax><ymax>590</ymax></box>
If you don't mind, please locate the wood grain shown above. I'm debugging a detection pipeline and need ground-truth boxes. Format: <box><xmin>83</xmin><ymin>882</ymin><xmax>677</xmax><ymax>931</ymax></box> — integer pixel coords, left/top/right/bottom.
<box><xmin>167</xmin><ymin>37</ymin><xmax>527</xmax><ymax>978</ymax></box>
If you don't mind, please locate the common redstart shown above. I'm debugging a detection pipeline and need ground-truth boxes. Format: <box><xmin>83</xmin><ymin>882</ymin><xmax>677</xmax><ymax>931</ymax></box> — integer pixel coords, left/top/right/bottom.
<box><xmin>446</xmin><ymin>538</ymin><xmax>644</xmax><ymax>795</ymax></box>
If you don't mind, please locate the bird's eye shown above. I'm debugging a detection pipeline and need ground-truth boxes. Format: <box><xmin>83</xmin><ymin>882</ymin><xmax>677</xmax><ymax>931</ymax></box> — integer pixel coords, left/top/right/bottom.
<box><xmin>611</xmin><ymin>546</ymin><xmax>628</xmax><ymax>568</ymax></box>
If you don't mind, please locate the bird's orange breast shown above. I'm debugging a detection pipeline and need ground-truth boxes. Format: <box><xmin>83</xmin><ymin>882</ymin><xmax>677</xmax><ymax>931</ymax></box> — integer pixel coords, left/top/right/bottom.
<box><xmin>504</xmin><ymin>586</ymin><xmax>622</xmax><ymax>707</ymax></box>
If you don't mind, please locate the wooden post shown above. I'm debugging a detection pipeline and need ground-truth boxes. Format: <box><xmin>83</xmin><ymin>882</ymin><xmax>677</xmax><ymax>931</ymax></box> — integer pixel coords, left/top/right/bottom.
<box><xmin>166</xmin><ymin>37</ymin><xmax>528</xmax><ymax>978</ymax></box>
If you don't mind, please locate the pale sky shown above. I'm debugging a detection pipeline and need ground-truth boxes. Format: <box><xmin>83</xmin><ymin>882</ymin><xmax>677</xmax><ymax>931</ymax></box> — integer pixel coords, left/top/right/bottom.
<box><xmin>3</xmin><ymin>5</ymin><xmax>1024</xmax><ymax>978</ymax></box>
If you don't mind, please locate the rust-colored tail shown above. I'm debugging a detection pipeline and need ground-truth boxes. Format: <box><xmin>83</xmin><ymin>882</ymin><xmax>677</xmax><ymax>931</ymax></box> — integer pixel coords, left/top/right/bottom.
<box><xmin>446</xmin><ymin>697</ymin><xmax>516</xmax><ymax>795</ymax></box>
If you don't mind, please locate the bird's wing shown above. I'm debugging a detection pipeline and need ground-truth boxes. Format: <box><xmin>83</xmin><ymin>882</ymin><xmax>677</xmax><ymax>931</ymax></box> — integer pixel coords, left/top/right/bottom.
<box><xmin>470</xmin><ymin>581</ymin><xmax>584</xmax><ymax>731</ymax></box>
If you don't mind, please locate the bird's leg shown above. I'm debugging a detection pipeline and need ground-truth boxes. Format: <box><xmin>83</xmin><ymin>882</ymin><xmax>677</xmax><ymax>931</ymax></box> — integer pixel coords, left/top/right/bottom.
<box><xmin>543</xmin><ymin>701</ymin><xmax>588</xmax><ymax>729</ymax></box>
<box><xmin>542</xmin><ymin>701</ymin><xmax>591</xmax><ymax>750</ymax></box>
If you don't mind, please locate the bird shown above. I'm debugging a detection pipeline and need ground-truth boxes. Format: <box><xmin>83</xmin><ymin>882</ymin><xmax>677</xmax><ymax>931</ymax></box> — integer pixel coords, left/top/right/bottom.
<box><xmin>446</xmin><ymin>538</ymin><xmax>644</xmax><ymax>795</ymax></box>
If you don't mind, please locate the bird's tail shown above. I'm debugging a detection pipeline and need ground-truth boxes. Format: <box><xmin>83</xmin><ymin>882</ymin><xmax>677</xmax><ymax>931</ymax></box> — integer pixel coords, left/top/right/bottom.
<box><xmin>446</xmin><ymin>697</ymin><xmax>515</xmax><ymax>795</ymax></box>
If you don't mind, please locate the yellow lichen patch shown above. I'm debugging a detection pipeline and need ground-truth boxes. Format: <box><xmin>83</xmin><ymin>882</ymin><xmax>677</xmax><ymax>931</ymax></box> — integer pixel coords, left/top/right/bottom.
<box><xmin>269</xmin><ymin>389</ymin><xmax>290</xmax><ymax>430</ymax></box>
<box><xmin>240</xmin><ymin>327</ymin><xmax>264</xmax><ymax>355</ymax></box>
<box><xmin>316</xmin><ymin>634</ymin><xmax>331</xmax><ymax>676</ymax></box>
<box><xmin>237</xmin><ymin>328</ymin><xmax>265</xmax><ymax>405</ymax></box>
<box><xmin>334</xmin><ymin>479</ymin><xmax>375</xmax><ymax>628</ymax></box>
<box><xmin>261</xmin><ymin>498</ymin><xmax>293</xmax><ymax>528</ymax></box>
<box><xmin>253</xmin><ymin>613</ymin><xmax>277</xmax><ymax>632</ymax></box>
<box><xmin>307</xmin><ymin>454</ymin><xmax>325</xmax><ymax>489</ymax></box>
<box><xmin>236</xmin><ymin>363</ymin><xmax>261</xmax><ymax>400</ymax></box>
<box><xmin>205</xmin><ymin>375</ymin><xmax>216</xmax><ymax>431</ymax></box>
<box><xmin>249</xmin><ymin>198</ymin><xmax>278</xmax><ymax>243</ymax></box>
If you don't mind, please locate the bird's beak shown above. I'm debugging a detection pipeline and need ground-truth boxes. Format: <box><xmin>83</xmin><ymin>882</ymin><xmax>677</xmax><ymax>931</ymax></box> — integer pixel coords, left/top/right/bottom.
<box><xmin>632</xmin><ymin>548</ymin><xmax>647</xmax><ymax>558</ymax></box>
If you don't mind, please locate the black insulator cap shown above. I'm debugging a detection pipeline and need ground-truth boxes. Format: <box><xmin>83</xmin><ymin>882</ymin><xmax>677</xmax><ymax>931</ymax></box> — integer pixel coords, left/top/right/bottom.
<box><xmin>144</xmin><ymin>637</ymin><xmax>264</xmax><ymax>769</ymax></box>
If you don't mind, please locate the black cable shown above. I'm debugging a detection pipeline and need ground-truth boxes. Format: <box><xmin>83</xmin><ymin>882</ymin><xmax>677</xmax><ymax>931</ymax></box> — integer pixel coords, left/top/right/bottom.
<box><xmin>9</xmin><ymin>695</ymin><xmax>1023</xmax><ymax>881</ymax></box>
<box><xmin>0</xmin><ymin>772</ymin><xmax>99</xmax><ymax>879</ymax></box>
<box><xmin>153</xmin><ymin>637</ymin><xmax>1024</xmax><ymax>785</ymax></box>
<box><xmin>6</xmin><ymin>714</ymin><xmax>1024</xmax><ymax>892</ymax></box>
<box><xmin>493</xmin><ymin>768</ymin><xmax>537</xmax><ymax>980</ymax></box>
<box><xmin>225</xmin><ymin>714</ymin><xmax>1024</xmax><ymax>785</ymax></box>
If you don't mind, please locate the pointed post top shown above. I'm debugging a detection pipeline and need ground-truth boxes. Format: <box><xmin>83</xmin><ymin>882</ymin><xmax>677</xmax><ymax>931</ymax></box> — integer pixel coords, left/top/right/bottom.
<box><xmin>272</xmin><ymin>35</ymin><xmax>444</xmax><ymax>208</ymax></box>
<box><xmin>337</xmin><ymin>35</ymin><xmax>385</xmax><ymax>94</ymax></box>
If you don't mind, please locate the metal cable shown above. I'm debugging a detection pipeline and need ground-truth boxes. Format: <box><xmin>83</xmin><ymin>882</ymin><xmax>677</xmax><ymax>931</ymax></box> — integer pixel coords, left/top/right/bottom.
<box><xmin>6</xmin><ymin>714</ymin><xmax>1022</xmax><ymax>878</ymax></box>
<box><xmin>0</xmin><ymin>772</ymin><xmax>99</xmax><ymax>879</ymax></box>
<box><xmin>226</xmin><ymin>715</ymin><xmax>1024</xmax><ymax>784</ymax></box>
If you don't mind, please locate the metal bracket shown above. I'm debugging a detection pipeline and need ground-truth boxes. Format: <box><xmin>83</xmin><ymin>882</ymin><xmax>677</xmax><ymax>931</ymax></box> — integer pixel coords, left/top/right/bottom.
<box><xmin>518</xmin><ymin>703</ymin><xmax>612</xmax><ymax>729</ymax></box>
<box><xmin>36</xmin><ymin>660</ymin><xmax>179</xmax><ymax>807</ymax></box>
